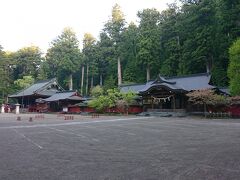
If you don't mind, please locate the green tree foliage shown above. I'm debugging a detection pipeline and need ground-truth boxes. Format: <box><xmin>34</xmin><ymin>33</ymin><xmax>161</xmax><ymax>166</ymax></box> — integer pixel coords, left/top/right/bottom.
<box><xmin>137</xmin><ymin>8</ymin><xmax>161</xmax><ymax>81</ymax></box>
<box><xmin>82</xmin><ymin>33</ymin><xmax>98</xmax><ymax>94</ymax></box>
<box><xmin>0</xmin><ymin>46</ymin><xmax>8</xmax><ymax>102</ymax></box>
<box><xmin>3</xmin><ymin>0</ymin><xmax>240</xmax><ymax>98</ymax></box>
<box><xmin>89</xmin><ymin>88</ymin><xmax>136</xmax><ymax>113</ymax></box>
<box><xmin>14</xmin><ymin>76</ymin><xmax>34</xmax><ymax>89</ymax></box>
<box><xmin>0</xmin><ymin>49</ymin><xmax>17</xmax><ymax>102</ymax></box>
<box><xmin>103</xmin><ymin>75</ymin><xmax>116</xmax><ymax>90</ymax></box>
<box><xmin>159</xmin><ymin>3</ymin><xmax>181</xmax><ymax>76</ymax></box>
<box><xmin>120</xmin><ymin>91</ymin><xmax>137</xmax><ymax>114</ymax></box>
<box><xmin>37</xmin><ymin>60</ymin><xmax>51</xmax><ymax>80</ymax></box>
<box><xmin>212</xmin><ymin>0</ymin><xmax>240</xmax><ymax>86</ymax></box>
<box><xmin>121</xmin><ymin>22</ymin><xmax>143</xmax><ymax>83</ymax></box>
<box><xmin>95</xmin><ymin>32</ymin><xmax>114</xmax><ymax>86</ymax></box>
<box><xmin>178</xmin><ymin>0</ymin><xmax>216</xmax><ymax>75</ymax></box>
<box><xmin>104</xmin><ymin>4</ymin><xmax>126</xmax><ymax>85</ymax></box>
<box><xmin>14</xmin><ymin>46</ymin><xmax>43</xmax><ymax>79</ymax></box>
<box><xmin>46</xmin><ymin>27</ymin><xmax>82</xmax><ymax>90</ymax></box>
<box><xmin>88</xmin><ymin>95</ymin><xmax>112</xmax><ymax>112</ymax></box>
<box><xmin>104</xmin><ymin>4</ymin><xmax>125</xmax><ymax>46</ymax></box>
<box><xmin>228</xmin><ymin>39</ymin><xmax>240</xmax><ymax>96</ymax></box>
<box><xmin>88</xmin><ymin>88</ymin><xmax>121</xmax><ymax>112</ymax></box>
<box><xmin>90</xmin><ymin>85</ymin><xmax>103</xmax><ymax>98</ymax></box>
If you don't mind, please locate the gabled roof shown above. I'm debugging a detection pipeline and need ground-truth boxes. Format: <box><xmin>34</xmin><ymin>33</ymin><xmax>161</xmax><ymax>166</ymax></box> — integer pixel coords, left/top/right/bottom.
<box><xmin>43</xmin><ymin>91</ymin><xmax>83</xmax><ymax>102</ymax></box>
<box><xmin>9</xmin><ymin>78</ymin><xmax>63</xmax><ymax>98</ymax></box>
<box><xmin>120</xmin><ymin>73</ymin><xmax>215</xmax><ymax>94</ymax></box>
<box><xmin>164</xmin><ymin>73</ymin><xmax>214</xmax><ymax>91</ymax></box>
<box><xmin>152</xmin><ymin>75</ymin><xmax>176</xmax><ymax>85</ymax></box>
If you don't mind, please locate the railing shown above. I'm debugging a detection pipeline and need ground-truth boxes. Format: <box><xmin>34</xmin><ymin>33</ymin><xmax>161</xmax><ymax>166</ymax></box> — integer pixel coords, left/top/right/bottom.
<box><xmin>205</xmin><ymin>112</ymin><xmax>232</xmax><ymax>118</ymax></box>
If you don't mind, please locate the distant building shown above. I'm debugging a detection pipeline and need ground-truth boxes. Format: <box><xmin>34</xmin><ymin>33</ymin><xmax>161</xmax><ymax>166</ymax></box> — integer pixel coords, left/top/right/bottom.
<box><xmin>9</xmin><ymin>78</ymin><xmax>84</xmax><ymax>113</ymax></box>
<box><xmin>9</xmin><ymin>78</ymin><xmax>63</xmax><ymax>109</ymax></box>
<box><xmin>43</xmin><ymin>91</ymin><xmax>84</xmax><ymax>112</ymax></box>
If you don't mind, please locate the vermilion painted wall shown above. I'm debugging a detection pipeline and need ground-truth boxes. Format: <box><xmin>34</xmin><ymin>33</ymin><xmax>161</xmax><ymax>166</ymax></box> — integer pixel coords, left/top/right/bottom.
<box><xmin>227</xmin><ymin>105</ymin><xmax>240</xmax><ymax>117</ymax></box>
<box><xmin>68</xmin><ymin>106</ymin><xmax>143</xmax><ymax>114</ymax></box>
<box><xmin>68</xmin><ymin>106</ymin><xmax>95</xmax><ymax>113</ymax></box>
<box><xmin>68</xmin><ymin>106</ymin><xmax>81</xmax><ymax>113</ymax></box>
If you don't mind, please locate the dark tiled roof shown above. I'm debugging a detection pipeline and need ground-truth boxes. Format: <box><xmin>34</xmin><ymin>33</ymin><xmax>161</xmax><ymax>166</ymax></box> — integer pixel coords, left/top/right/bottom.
<box><xmin>120</xmin><ymin>73</ymin><xmax>215</xmax><ymax>94</ymax></box>
<box><xmin>9</xmin><ymin>78</ymin><xmax>62</xmax><ymax>98</ymax></box>
<box><xmin>38</xmin><ymin>90</ymin><xmax>59</xmax><ymax>97</ymax></box>
<box><xmin>164</xmin><ymin>73</ymin><xmax>214</xmax><ymax>91</ymax></box>
<box><xmin>67</xmin><ymin>96</ymin><xmax>84</xmax><ymax>101</ymax></box>
<box><xmin>120</xmin><ymin>84</ymin><xmax>147</xmax><ymax>94</ymax></box>
<box><xmin>44</xmin><ymin>91</ymin><xmax>82</xmax><ymax>102</ymax></box>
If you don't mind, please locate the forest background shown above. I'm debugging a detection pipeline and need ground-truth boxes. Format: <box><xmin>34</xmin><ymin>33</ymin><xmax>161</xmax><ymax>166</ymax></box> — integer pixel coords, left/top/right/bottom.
<box><xmin>0</xmin><ymin>0</ymin><xmax>239</xmax><ymax>103</ymax></box>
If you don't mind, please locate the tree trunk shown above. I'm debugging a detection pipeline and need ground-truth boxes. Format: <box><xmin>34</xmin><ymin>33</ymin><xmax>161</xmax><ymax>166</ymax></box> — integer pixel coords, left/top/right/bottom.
<box><xmin>206</xmin><ymin>63</ymin><xmax>210</xmax><ymax>74</ymax></box>
<box><xmin>81</xmin><ymin>66</ymin><xmax>84</xmax><ymax>95</ymax></box>
<box><xmin>100</xmin><ymin>73</ymin><xmax>103</xmax><ymax>86</ymax></box>
<box><xmin>69</xmin><ymin>74</ymin><xmax>73</xmax><ymax>90</ymax></box>
<box><xmin>6</xmin><ymin>96</ymin><xmax>8</xmax><ymax>104</ymax></box>
<box><xmin>117</xmin><ymin>57</ymin><xmax>122</xmax><ymax>86</ymax></box>
<box><xmin>146</xmin><ymin>64</ymin><xmax>150</xmax><ymax>81</ymax></box>
<box><xmin>86</xmin><ymin>64</ymin><xmax>89</xmax><ymax>95</ymax></box>
<box><xmin>91</xmin><ymin>74</ymin><xmax>94</xmax><ymax>89</ymax></box>
<box><xmin>2</xmin><ymin>91</ymin><xmax>4</xmax><ymax>103</ymax></box>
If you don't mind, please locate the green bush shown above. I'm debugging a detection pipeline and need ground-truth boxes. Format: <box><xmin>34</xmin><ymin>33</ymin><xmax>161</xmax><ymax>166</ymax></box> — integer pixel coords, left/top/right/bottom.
<box><xmin>90</xmin><ymin>85</ymin><xmax>104</xmax><ymax>98</ymax></box>
<box><xmin>228</xmin><ymin>38</ymin><xmax>240</xmax><ymax>96</ymax></box>
<box><xmin>88</xmin><ymin>88</ymin><xmax>136</xmax><ymax>113</ymax></box>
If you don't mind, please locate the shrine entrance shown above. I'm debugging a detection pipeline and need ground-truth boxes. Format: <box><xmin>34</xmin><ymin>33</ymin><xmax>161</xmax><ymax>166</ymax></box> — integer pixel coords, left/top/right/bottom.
<box><xmin>140</xmin><ymin>86</ymin><xmax>187</xmax><ymax>111</ymax></box>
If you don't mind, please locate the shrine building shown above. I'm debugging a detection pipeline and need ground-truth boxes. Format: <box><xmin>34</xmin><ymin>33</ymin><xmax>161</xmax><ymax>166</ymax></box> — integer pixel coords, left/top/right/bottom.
<box><xmin>120</xmin><ymin>73</ymin><xmax>215</xmax><ymax>114</ymax></box>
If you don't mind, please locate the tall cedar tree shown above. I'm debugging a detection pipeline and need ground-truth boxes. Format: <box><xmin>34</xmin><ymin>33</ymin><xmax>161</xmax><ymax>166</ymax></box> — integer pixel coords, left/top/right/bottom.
<box><xmin>121</xmin><ymin>22</ymin><xmax>143</xmax><ymax>83</ymax></box>
<box><xmin>82</xmin><ymin>33</ymin><xmax>97</xmax><ymax>95</ymax></box>
<box><xmin>137</xmin><ymin>9</ymin><xmax>161</xmax><ymax>81</ymax></box>
<box><xmin>14</xmin><ymin>46</ymin><xmax>43</xmax><ymax>79</ymax></box>
<box><xmin>2</xmin><ymin>0</ymin><xmax>240</xmax><ymax>95</ymax></box>
<box><xmin>95</xmin><ymin>32</ymin><xmax>114</xmax><ymax>87</ymax></box>
<box><xmin>46</xmin><ymin>27</ymin><xmax>81</xmax><ymax>90</ymax></box>
<box><xmin>104</xmin><ymin>4</ymin><xmax>126</xmax><ymax>85</ymax></box>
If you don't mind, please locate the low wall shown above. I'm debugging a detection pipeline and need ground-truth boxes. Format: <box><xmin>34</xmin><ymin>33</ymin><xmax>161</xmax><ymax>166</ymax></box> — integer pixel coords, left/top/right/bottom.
<box><xmin>147</xmin><ymin>109</ymin><xmax>186</xmax><ymax>113</ymax></box>
<box><xmin>68</xmin><ymin>106</ymin><xmax>143</xmax><ymax>114</ymax></box>
<box><xmin>227</xmin><ymin>105</ymin><xmax>240</xmax><ymax>117</ymax></box>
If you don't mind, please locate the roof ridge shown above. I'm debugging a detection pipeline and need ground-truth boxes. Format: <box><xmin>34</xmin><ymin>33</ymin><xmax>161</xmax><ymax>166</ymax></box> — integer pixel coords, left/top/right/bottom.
<box><xmin>166</xmin><ymin>72</ymin><xmax>210</xmax><ymax>79</ymax></box>
<box><xmin>35</xmin><ymin>78</ymin><xmax>58</xmax><ymax>94</ymax></box>
<box><xmin>55</xmin><ymin>90</ymin><xmax>76</xmax><ymax>93</ymax></box>
<box><xmin>144</xmin><ymin>73</ymin><xmax>210</xmax><ymax>82</ymax></box>
<box><xmin>119</xmin><ymin>83</ymin><xmax>145</xmax><ymax>87</ymax></box>
<box><xmin>9</xmin><ymin>78</ymin><xmax>62</xmax><ymax>98</ymax></box>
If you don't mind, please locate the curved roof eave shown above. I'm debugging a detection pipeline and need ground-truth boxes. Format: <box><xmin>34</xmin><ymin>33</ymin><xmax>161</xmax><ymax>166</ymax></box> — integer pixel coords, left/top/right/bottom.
<box><xmin>139</xmin><ymin>84</ymin><xmax>188</xmax><ymax>94</ymax></box>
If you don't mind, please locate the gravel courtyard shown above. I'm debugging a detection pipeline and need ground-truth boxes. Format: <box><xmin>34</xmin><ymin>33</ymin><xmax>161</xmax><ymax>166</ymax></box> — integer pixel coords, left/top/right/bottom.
<box><xmin>0</xmin><ymin>113</ymin><xmax>240</xmax><ymax>180</ymax></box>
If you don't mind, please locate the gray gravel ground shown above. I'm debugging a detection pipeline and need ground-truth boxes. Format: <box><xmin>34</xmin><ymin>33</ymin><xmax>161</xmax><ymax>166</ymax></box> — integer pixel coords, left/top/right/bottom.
<box><xmin>0</xmin><ymin>113</ymin><xmax>240</xmax><ymax>180</ymax></box>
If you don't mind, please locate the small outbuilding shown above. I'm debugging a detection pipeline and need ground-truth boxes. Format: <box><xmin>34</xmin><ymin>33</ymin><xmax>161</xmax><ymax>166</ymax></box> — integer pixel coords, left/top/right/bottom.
<box><xmin>43</xmin><ymin>91</ymin><xmax>84</xmax><ymax>113</ymax></box>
